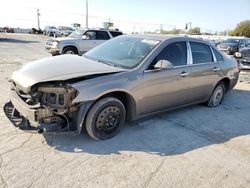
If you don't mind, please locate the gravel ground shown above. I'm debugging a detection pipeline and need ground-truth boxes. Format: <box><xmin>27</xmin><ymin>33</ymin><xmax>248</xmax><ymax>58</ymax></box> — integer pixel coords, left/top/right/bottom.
<box><xmin>0</xmin><ymin>33</ymin><xmax>250</xmax><ymax>188</ymax></box>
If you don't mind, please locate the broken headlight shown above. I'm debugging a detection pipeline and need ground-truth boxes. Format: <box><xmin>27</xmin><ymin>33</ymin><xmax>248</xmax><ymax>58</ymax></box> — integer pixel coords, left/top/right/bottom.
<box><xmin>36</xmin><ymin>86</ymin><xmax>78</xmax><ymax>109</ymax></box>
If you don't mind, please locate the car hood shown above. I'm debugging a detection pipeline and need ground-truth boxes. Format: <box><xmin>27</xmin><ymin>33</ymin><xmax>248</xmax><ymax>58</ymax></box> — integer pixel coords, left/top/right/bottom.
<box><xmin>11</xmin><ymin>55</ymin><xmax>124</xmax><ymax>92</ymax></box>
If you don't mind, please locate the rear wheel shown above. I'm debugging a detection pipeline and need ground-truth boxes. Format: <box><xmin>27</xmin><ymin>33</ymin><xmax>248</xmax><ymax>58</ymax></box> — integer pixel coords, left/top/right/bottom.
<box><xmin>85</xmin><ymin>97</ymin><xmax>126</xmax><ymax>140</ymax></box>
<box><xmin>207</xmin><ymin>81</ymin><xmax>225</xmax><ymax>107</ymax></box>
<box><xmin>62</xmin><ymin>47</ymin><xmax>78</xmax><ymax>55</ymax></box>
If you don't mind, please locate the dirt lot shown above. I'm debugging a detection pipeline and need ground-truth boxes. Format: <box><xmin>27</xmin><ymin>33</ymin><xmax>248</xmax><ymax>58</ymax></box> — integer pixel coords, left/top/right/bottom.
<box><xmin>0</xmin><ymin>33</ymin><xmax>250</xmax><ymax>188</ymax></box>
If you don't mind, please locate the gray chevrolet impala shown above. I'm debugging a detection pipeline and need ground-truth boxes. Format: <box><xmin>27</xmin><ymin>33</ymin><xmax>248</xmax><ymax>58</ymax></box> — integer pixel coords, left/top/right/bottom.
<box><xmin>7</xmin><ymin>35</ymin><xmax>239</xmax><ymax>140</ymax></box>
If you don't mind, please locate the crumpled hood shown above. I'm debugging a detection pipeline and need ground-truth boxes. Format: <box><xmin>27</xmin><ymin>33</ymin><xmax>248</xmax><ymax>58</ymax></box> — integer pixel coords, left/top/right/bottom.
<box><xmin>11</xmin><ymin>55</ymin><xmax>124</xmax><ymax>92</ymax></box>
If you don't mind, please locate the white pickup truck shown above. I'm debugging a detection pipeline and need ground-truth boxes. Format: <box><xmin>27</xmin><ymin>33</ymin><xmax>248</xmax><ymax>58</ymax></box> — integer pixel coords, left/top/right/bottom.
<box><xmin>45</xmin><ymin>28</ymin><xmax>123</xmax><ymax>56</ymax></box>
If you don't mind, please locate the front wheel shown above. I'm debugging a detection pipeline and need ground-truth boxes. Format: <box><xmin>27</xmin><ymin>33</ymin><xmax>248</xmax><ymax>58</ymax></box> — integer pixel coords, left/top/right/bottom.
<box><xmin>62</xmin><ymin>47</ymin><xmax>78</xmax><ymax>55</ymax></box>
<box><xmin>207</xmin><ymin>81</ymin><xmax>225</xmax><ymax>107</ymax></box>
<box><xmin>85</xmin><ymin>97</ymin><xmax>126</xmax><ymax>140</ymax></box>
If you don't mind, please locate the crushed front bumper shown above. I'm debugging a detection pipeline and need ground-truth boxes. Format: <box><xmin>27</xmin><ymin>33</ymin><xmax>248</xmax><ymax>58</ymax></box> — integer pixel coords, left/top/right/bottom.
<box><xmin>6</xmin><ymin>90</ymin><xmax>72</xmax><ymax>133</ymax></box>
<box><xmin>10</xmin><ymin>89</ymin><xmax>53</xmax><ymax>122</ymax></box>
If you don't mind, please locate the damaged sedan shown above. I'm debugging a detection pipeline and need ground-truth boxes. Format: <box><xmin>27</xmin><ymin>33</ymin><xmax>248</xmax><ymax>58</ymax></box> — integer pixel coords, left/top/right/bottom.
<box><xmin>6</xmin><ymin>35</ymin><xmax>239</xmax><ymax>140</ymax></box>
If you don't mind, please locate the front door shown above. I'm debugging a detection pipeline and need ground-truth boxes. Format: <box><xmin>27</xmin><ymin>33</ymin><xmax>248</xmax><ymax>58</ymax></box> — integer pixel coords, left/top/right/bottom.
<box><xmin>138</xmin><ymin>41</ymin><xmax>193</xmax><ymax>115</ymax></box>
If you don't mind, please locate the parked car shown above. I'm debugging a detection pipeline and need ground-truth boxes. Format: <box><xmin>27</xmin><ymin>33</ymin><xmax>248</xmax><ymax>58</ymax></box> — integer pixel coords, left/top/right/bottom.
<box><xmin>43</xmin><ymin>26</ymin><xmax>57</xmax><ymax>36</ymax></box>
<box><xmin>235</xmin><ymin>43</ymin><xmax>250</xmax><ymax>70</ymax></box>
<box><xmin>31</xmin><ymin>28</ymin><xmax>43</xmax><ymax>34</ymax></box>
<box><xmin>8</xmin><ymin>35</ymin><xmax>239</xmax><ymax>140</ymax></box>
<box><xmin>3</xmin><ymin>27</ymin><xmax>14</xmax><ymax>33</ymax></box>
<box><xmin>217</xmin><ymin>38</ymin><xmax>248</xmax><ymax>55</ymax></box>
<box><xmin>55</xmin><ymin>26</ymin><xmax>74</xmax><ymax>37</ymax></box>
<box><xmin>45</xmin><ymin>28</ymin><xmax>123</xmax><ymax>56</ymax></box>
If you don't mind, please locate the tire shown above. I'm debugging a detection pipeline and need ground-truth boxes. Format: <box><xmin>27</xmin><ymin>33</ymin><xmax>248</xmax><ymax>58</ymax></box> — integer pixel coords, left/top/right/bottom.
<box><xmin>62</xmin><ymin>47</ymin><xmax>78</xmax><ymax>55</ymax></box>
<box><xmin>85</xmin><ymin>97</ymin><xmax>126</xmax><ymax>140</ymax></box>
<box><xmin>207</xmin><ymin>81</ymin><xmax>225</xmax><ymax>107</ymax></box>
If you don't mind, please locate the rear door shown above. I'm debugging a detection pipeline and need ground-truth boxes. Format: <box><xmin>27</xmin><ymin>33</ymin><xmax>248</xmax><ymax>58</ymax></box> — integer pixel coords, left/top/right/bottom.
<box><xmin>188</xmin><ymin>41</ymin><xmax>223</xmax><ymax>102</ymax></box>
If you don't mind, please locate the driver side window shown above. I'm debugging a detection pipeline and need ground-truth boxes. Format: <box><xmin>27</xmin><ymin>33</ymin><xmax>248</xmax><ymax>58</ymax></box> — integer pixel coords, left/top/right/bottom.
<box><xmin>84</xmin><ymin>31</ymin><xmax>97</xmax><ymax>40</ymax></box>
<box><xmin>148</xmin><ymin>41</ymin><xmax>187</xmax><ymax>70</ymax></box>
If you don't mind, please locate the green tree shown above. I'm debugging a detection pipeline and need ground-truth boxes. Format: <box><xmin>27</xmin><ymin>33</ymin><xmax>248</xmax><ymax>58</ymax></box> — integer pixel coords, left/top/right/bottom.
<box><xmin>229</xmin><ymin>20</ymin><xmax>250</xmax><ymax>37</ymax></box>
<box><xmin>188</xmin><ymin>27</ymin><xmax>201</xmax><ymax>34</ymax></box>
<box><xmin>161</xmin><ymin>28</ymin><xmax>181</xmax><ymax>34</ymax></box>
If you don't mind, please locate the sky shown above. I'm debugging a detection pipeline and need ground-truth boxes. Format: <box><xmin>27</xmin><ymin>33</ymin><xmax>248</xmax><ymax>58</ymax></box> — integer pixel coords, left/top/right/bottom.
<box><xmin>0</xmin><ymin>0</ymin><xmax>249</xmax><ymax>33</ymax></box>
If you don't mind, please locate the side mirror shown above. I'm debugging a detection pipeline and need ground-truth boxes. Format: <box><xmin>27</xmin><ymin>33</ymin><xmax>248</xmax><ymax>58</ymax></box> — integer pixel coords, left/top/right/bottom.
<box><xmin>154</xmin><ymin>60</ymin><xmax>173</xmax><ymax>70</ymax></box>
<box><xmin>82</xmin><ymin>35</ymin><xmax>89</xmax><ymax>39</ymax></box>
<box><xmin>235</xmin><ymin>52</ymin><xmax>242</xmax><ymax>58</ymax></box>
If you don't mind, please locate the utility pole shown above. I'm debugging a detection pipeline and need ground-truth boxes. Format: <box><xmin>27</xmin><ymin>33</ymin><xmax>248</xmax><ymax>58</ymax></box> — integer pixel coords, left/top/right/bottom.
<box><xmin>37</xmin><ymin>9</ymin><xmax>40</xmax><ymax>29</ymax></box>
<box><xmin>86</xmin><ymin>0</ymin><xmax>88</xmax><ymax>28</ymax></box>
<box><xmin>189</xmin><ymin>22</ymin><xmax>192</xmax><ymax>30</ymax></box>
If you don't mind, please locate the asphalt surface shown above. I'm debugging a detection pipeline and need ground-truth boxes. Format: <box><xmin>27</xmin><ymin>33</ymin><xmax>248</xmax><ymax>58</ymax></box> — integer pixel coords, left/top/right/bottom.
<box><xmin>0</xmin><ymin>33</ymin><xmax>250</xmax><ymax>188</ymax></box>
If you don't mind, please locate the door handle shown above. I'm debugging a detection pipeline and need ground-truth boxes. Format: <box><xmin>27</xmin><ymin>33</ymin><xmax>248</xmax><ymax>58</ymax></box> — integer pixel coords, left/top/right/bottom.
<box><xmin>179</xmin><ymin>71</ymin><xmax>189</xmax><ymax>77</ymax></box>
<box><xmin>213</xmin><ymin>67</ymin><xmax>220</xmax><ymax>71</ymax></box>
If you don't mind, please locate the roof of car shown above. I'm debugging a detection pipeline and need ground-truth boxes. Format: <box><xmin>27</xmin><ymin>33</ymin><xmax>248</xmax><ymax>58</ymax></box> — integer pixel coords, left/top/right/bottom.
<box><xmin>124</xmin><ymin>34</ymin><xmax>206</xmax><ymax>42</ymax></box>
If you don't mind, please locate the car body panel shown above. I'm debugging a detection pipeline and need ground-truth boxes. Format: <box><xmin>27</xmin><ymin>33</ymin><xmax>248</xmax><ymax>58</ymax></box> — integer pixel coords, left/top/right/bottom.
<box><xmin>9</xmin><ymin>35</ymin><xmax>239</xmax><ymax>133</ymax></box>
<box><xmin>10</xmin><ymin>55</ymin><xmax>124</xmax><ymax>93</ymax></box>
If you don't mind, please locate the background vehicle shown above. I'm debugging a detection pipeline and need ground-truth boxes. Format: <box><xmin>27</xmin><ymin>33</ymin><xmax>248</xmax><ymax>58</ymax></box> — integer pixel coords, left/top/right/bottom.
<box><xmin>31</xmin><ymin>28</ymin><xmax>43</xmax><ymax>34</ymax></box>
<box><xmin>45</xmin><ymin>28</ymin><xmax>123</xmax><ymax>56</ymax></box>
<box><xmin>3</xmin><ymin>27</ymin><xmax>14</xmax><ymax>33</ymax></box>
<box><xmin>9</xmin><ymin>35</ymin><xmax>239</xmax><ymax>140</ymax></box>
<box><xmin>55</xmin><ymin>26</ymin><xmax>74</xmax><ymax>37</ymax></box>
<box><xmin>217</xmin><ymin>38</ymin><xmax>249</xmax><ymax>55</ymax></box>
<box><xmin>235</xmin><ymin>43</ymin><xmax>250</xmax><ymax>70</ymax></box>
<box><xmin>43</xmin><ymin>26</ymin><xmax>57</xmax><ymax>36</ymax></box>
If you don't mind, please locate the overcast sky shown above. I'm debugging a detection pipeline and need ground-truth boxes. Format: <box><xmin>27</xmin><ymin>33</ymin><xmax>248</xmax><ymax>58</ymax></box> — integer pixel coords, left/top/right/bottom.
<box><xmin>1</xmin><ymin>0</ymin><xmax>250</xmax><ymax>33</ymax></box>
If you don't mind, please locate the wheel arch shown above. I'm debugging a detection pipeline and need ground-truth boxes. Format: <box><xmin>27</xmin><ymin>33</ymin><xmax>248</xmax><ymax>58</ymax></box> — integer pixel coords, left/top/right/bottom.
<box><xmin>61</xmin><ymin>45</ymin><xmax>79</xmax><ymax>54</ymax></box>
<box><xmin>76</xmin><ymin>90</ymin><xmax>137</xmax><ymax>134</ymax></box>
<box><xmin>218</xmin><ymin>77</ymin><xmax>230</xmax><ymax>93</ymax></box>
<box><xmin>96</xmin><ymin>91</ymin><xmax>137</xmax><ymax>121</ymax></box>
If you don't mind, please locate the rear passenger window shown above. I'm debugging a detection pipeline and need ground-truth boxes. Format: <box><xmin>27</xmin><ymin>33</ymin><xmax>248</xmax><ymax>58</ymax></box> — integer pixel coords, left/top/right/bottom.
<box><xmin>154</xmin><ymin>42</ymin><xmax>187</xmax><ymax>67</ymax></box>
<box><xmin>97</xmin><ymin>31</ymin><xmax>110</xmax><ymax>40</ymax></box>
<box><xmin>190</xmin><ymin>42</ymin><xmax>213</xmax><ymax>64</ymax></box>
<box><xmin>212</xmin><ymin>48</ymin><xmax>223</xmax><ymax>61</ymax></box>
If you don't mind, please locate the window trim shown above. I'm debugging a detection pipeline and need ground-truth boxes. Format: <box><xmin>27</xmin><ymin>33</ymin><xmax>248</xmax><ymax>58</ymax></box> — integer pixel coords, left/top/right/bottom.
<box><xmin>211</xmin><ymin>47</ymin><xmax>224</xmax><ymax>62</ymax></box>
<box><xmin>144</xmin><ymin>41</ymin><xmax>189</xmax><ymax>72</ymax></box>
<box><xmin>188</xmin><ymin>41</ymin><xmax>215</xmax><ymax>65</ymax></box>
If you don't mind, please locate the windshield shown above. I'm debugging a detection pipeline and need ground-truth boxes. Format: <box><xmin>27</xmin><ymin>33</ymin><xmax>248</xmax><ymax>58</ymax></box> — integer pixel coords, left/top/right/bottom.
<box><xmin>223</xmin><ymin>39</ymin><xmax>239</xmax><ymax>44</ymax></box>
<box><xmin>69</xmin><ymin>30</ymin><xmax>85</xmax><ymax>38</ymax></box>
<box><xmin>84</xmin><ymin>36</ymin><xmax>160</xmax><ymax>69</ymax></box>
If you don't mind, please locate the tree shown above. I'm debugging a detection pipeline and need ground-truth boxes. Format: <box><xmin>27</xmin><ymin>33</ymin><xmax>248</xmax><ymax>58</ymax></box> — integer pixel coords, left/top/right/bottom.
<box><xmin>188</xmin><ymin>27</ymin><xmax>201</xmax><ymax>34</ymax></box>
<box><xmin>229</xmin><ymin>20</ymin><xmax>250</xmax><ymax>37</ymax></box>
<box><xmin>161</xmin><ymin>28</ymin><xmax>181</xmax><ymax>35</ymax></box>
